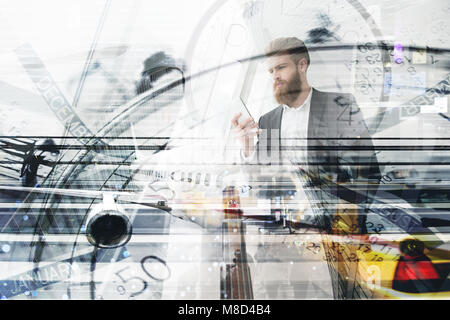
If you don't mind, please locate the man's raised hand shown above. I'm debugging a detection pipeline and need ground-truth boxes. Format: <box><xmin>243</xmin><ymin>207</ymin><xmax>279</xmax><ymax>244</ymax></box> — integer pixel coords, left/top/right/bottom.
<box><xmin>231</xmin><ymin>112</ymin><xmax>261</xmax><ymax>158</ymax></box>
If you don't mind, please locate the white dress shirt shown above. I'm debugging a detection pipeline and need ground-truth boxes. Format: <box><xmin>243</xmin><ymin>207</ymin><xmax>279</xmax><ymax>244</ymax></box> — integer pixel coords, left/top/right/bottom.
<box><xmin>242</xmin><ymin>88</ymin><xmax>314</xmax><ymax>219</ymax></box>
<box><xmin>280</xmin><ymin>88</ymin><xmax>312</xmax><ymax>165</ymax></box>
<box><xmin>279</xmin><ymin>89</ymin><xmax>312</xmax><ymax>216</ymax></box>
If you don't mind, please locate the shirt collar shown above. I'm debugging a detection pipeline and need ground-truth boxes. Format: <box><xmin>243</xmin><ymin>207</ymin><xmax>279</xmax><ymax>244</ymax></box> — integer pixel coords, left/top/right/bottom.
<box><xmin>282</xmin><ymin>87</ymin><xmax>313</xmax><ymax>112</ymax></box>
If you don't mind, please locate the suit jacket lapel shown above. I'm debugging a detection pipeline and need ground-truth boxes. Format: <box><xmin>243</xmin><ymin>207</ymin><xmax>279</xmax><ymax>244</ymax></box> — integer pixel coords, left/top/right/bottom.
<box><xmin>308</xmin><ymin>88</ymin><xmax>325</xmax><ymax>141</ymax></box>
<box><xmin>267</xmin><ymin>105</ymin><xmax>283</xmax><ymax>160</ymax></box>
<box><xmin>271</xmin><ymin>105</ymin><xmax>283</xmax><ymax>131</ymax></box>
<box><xmin>276</xmin><ymin>106</ymin><xmax>283</xmax><ymax>157</ymax></box>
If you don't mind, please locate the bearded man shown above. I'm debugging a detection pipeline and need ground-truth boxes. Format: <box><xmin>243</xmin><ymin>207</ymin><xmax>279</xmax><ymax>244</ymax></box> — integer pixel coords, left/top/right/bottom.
<box><xmin>231</xmin><ymin>37</ymin><xmax>381</xmax><ymax>233</ymax></box>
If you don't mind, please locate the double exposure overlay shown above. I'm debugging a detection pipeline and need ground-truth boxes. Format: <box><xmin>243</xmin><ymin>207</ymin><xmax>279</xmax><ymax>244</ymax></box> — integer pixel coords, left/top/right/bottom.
<box><xmin>0</xmin><ymin>0</ymin><xmax>449</xmax><ymax>300</ymax></box>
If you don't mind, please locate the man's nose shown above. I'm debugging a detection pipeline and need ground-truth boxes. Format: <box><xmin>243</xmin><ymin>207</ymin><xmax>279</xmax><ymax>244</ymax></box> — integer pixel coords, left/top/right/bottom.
<box><xmin>272</xmin><ymin>72</ymin><xmax>280</xmax><ymax>81</ymax></box>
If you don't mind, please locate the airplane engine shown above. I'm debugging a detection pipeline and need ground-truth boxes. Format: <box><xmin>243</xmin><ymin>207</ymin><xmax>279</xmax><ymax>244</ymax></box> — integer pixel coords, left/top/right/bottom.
<box><xmin>85</xmin><ymin>193</ymin><xmax>133</xmax><ymax>249</ymax></box>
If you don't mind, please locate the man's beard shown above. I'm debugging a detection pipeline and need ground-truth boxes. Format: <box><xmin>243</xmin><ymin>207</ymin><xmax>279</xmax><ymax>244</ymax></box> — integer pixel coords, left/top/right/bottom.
<box><xmin>273</xmin><ymin>71</ymin><xmax>302</xmax><ymax>105</ymax></box>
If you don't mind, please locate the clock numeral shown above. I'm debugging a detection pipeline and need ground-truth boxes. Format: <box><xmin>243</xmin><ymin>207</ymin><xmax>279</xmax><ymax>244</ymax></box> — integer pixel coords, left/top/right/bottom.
<box><xmin>114</xmin><ymin>266</ymin><xmax>148</xmax><ymax>297</ymax></box>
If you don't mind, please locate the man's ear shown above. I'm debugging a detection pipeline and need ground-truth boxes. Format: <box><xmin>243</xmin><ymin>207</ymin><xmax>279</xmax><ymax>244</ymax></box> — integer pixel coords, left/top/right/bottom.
<box><xmin>297</xmin><ymin>58</ymin><xmax>307</xmax><ymax>74</ymax></box>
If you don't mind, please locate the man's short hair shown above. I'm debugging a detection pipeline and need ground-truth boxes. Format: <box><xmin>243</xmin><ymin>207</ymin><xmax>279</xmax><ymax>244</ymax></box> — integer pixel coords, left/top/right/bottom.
<box><xmin>264</xmin><ymin>37</ymin><xmax>310</xmax><ymax>67</ymax></box>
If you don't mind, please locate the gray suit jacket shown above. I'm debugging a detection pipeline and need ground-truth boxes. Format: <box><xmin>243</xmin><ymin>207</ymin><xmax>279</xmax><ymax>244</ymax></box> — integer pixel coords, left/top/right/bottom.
<box><xmin>254</xmin><ymin>88</ymin><xmax>381</xmax><ymax>231</ymax></box>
